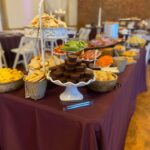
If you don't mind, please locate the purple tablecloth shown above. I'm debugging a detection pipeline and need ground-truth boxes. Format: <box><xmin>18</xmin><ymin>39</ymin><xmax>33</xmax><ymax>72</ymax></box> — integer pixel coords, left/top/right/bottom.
<box><xmin>0</xmin><ymin>50</ymin><xmax>146</xmax><ymax>150</ymax></box>
<box><xmin>0</xmin><ymin>32</ymin><xmax>23</xmax><ymax>67</ymax></box>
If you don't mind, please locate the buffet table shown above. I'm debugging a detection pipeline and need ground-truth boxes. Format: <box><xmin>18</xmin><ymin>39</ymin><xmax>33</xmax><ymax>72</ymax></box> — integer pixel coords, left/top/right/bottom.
<box><xmin>0</xmin><ymin>32</ymin><xmax>23</xmax><ymax>67</ymax></box>
<box><xmin>0</xmin><ymin>50</ymin><xmax>146</xmax><ymax>150</ymax></box>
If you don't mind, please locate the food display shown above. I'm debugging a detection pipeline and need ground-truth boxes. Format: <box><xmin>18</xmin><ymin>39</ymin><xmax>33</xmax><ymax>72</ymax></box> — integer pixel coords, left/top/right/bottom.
<box><xmin>126</xmin><ymin>36</ymin><xmax>146</xmax><ymax>46</ymax></box>
<box><xmin>30</xmin><ymin>13</ymin><xmax>67</xmax><ymax>28</ymax></box>
<box><xmin>89</xmin><ymin>70</ymin><xmax>118</xmax><ymax>92</ymax></box>
<box><xmin>1</xmin><ymin>15</ymin><xmax>144</xmax><ymax>101</ymax></box>
<box><xmin>62</xmin><ymin>40</ymin><xmax>87</xmax><ymax>52</ymax></box>
<box><xmin>54</xmin><ymin>45</ymin><xmax>66</xmax><ymax>55</ymax></box>
<box><xmin>114</xmin><ymin>44</ymin><xmax>126</xmax><ymax>55</ymax></box>
<box><xmin>122</xmin><ymin>50</ymin><xmax>139</xmax><ymax>59</ymax></box>
<box><xmin>101</xmin><ymin>67</ymin><xmax>119</xmax><ymax>73</ymax></box>
<box><xmin>79</xmin><ymin>50</ymin><xmax>101</xmax><ymax>61</ymax></box>
<box><xmin>114</xmin><ymin>45</ymin><xmax>126</xmax><ymax>51</ymax></box>
<box><xmin>24</xmin><ymin>70</ymin><xmax>45</xmax><ymax>82</ymax></box>
<box><xmin>0</xmin><ymin>68</ymin><xmax>24</xmax><ymax>93</ymax></box>
<box><xmin>94</xmin><ymin>70</ymin><xmax>117</xmax><ymax>81</ymax></box>
<box><xmin>125</xmin><ymin>57</ymin><xmax>137</xmax><ymax>64</ymax></box>
<box><xmin>49</xmin><ymin>54</ymin><xmax>94</xmax><ymax>84</ymax></box>
<box><xmin>96</xmin><ymin>55</ymin><xmax>113</xmax><ymax>68</ymax></box>
<box><xmin>0</xmin><ymin>68</ymin><xmax>23</xmax><ymax>83</ymax></box>
<box><xmin>89</xmin><ymin>37</ymin><xmax>120</xmax><ymax>48</ymax></box>
<box><xmin>28</xmin><ymin>55</ymin><xmax>64</xmax><ymax>71</ymax></box>
<box><xmin>101</xmin><ymin>47</ymin><xmax>114</xmax><ymax>56</ymax></box>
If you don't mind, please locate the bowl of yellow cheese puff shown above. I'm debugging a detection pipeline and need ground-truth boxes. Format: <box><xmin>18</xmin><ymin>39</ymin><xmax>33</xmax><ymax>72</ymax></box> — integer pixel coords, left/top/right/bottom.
<box><xmin>0</xmin><ymin>68</ymin><xmax>24</xmax><ymax>93</ymax></box>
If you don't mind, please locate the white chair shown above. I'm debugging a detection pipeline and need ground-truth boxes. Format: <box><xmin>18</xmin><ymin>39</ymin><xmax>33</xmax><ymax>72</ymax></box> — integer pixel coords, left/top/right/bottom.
<box><xmin>11</xmin><ymin>36</ymin><xmax>36</xmax><ymax>71</ymax></box>
<box><xmin>78</xmin><ymin>27</ymin><xmax>91</xmax><ymax>41</ymax></box>
<box><xmin>145</xmin><ymin>42</ymin><xmax>150</xmax><ymax>65</ymax></box>
<box><xmin>0</xmin><ymin>43</ymin><xmax>7</xmax><ymax>68</ymax></box>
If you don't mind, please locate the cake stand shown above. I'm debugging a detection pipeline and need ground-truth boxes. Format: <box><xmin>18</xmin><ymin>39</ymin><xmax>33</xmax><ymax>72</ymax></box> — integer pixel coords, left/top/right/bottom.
<box><xmin>47</xmin><ymin>72</ymin><xmax>95</xmax><ymax>102</ymax></box>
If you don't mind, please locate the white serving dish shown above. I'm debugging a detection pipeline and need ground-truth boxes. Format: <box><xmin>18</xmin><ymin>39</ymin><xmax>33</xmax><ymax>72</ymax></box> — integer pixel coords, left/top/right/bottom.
<box><xmin>47</xmin><ymin>71</ymin><xmax>95</xmax><ymax>102</ymax></box>
<box><xmin>24</xmin><ymin>27</ymin><xmax>68</xmax><ymax>39</ymax></box>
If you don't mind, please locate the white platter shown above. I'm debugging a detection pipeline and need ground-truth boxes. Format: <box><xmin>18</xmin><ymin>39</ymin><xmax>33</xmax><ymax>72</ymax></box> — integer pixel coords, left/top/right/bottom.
<box><xmin>24</xmin><ymin>27</ymin><xmax>68</xmax><ymax>39</ymax></box>
<box><xmin>47</xmin><ymin>71</ymin><xmax>95</xmax><ymax>102</ymax></box>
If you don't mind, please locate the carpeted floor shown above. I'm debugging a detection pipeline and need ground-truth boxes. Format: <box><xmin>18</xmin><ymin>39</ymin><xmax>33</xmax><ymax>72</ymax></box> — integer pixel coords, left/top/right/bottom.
<box><xmin>124</xmin><ymin>65</ymin><xmax>150</xmax><ymax>150</ymax></box>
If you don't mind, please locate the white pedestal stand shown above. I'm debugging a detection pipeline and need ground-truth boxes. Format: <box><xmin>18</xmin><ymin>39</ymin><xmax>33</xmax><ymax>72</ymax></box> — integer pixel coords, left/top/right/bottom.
<box><xmin>60</xmin><ymin>85</ymin><xmax>83</xmax><ymax>101</ymax></box>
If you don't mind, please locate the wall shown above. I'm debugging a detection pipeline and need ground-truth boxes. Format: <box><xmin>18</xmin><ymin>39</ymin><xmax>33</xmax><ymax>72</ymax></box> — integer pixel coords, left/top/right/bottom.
<box><xmin>78</xmin><ymin>0</ymin><xmax>150</xmax><ymax>27</ymax></box>
<box><xmin>0</xmin><ymin>1</ymin><xmax>3</xmax><ymax>31</ymax></box>
<box><xmin>68</xmin><ymin>0</ymin><xmax>77</xmax><ymax>26</ymax></box>
<box><xmin>45</xmin><ymin>0</ymin><xmax>78</xmax><ymax>26</ymax></box>
<box><xmin>2</xmin><ymin>0</ymin><xmax>39</xmax><ymax>29</ymax></box>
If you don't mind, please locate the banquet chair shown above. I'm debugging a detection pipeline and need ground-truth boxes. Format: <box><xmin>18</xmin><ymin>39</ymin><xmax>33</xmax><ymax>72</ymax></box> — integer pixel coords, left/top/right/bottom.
<box><xmin>11</xmin><ymin>36</ymin><xmax>37</xmax><ymax>71</ymax></box>
<box><xmin>145</xmin><ymin>42</ymin><xmax>150</xmax><ymax>65</ymax></box>
<box><xmin>78</xmin><ymin>27</ymin><xmax>91</xmax><ymax>41</ymax></box>
<box><xmin>0</xmin><ymin>43</ymin><xmax>7</xmax><ymax>68</ymax></box>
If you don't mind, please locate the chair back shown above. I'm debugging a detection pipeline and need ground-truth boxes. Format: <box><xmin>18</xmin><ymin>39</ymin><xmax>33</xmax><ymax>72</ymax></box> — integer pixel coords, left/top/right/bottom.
<box><xmin>78</xmin><ymin>28</ymin><xmax>91</xmax><ymax>41</ymax></box>
<box><xmin>19</xmin><ymin>36</ymin><xmax>36</xmax><ymax>52</ymax></box>
<box><xmin>0</xmin><ymin>43</ymin><xmax>3</xmax><ymax>51</ymax></box>
<box><xmin>145</xmin><ymin>42</ymin><xmax>150</xmax><ymax>64</ymax></box>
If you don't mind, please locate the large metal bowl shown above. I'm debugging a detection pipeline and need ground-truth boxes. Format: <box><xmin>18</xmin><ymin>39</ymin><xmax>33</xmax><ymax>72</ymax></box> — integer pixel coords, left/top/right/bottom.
<box><xmin>88</xmin><ymin>73</ymin><xmax>118</xmax><ymax>92</ymax></box>
<box><xmin>0</xmin><ymin>78</ymin><xmax>24</xmax><ymax>93</ymax></box>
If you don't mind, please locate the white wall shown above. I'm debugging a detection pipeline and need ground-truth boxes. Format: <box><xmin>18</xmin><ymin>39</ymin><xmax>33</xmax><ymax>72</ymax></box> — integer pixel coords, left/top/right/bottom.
<box><xmin>45</xmin><ymin>0</ymin><xmax>77</xmax><ymax>26</ymax></box>
<box><xmin>0</xmin><ymin>1</ymin><xmax>3</xmax><ymax>31</ymax></box>
<box><xmin>4</xmin><ymin>0</ymin><xmax>39</xmax><ymax>28</ymax></box>
<box><xmin>68</xmin><ymin>0</ymin><xmax>77</xmax><ymax>26</ymax></box>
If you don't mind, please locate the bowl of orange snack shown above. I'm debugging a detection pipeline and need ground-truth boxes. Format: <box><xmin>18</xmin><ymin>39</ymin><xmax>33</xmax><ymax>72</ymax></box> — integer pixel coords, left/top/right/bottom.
<box><xmin>96</xmin><ymin>55</ymin><xmax>113</xmax><ymax>68</ymax></box>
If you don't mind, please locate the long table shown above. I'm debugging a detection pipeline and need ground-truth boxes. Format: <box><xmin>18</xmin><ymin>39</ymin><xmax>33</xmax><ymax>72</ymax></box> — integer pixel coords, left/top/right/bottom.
<box><xmin>0</xmin><ymin>32</ymin><xmax>23</xmax><ymax>67</ymax></box>
<box><xmin>0</xmin><ymin>50</ymin><xmax>146</xmax><ymax>150</ymax></box>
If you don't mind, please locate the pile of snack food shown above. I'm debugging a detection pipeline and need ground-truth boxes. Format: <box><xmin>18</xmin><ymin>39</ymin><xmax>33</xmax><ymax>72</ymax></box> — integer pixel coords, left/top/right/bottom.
<box><xmin>125</xmin><ymin>57</ymin><xmax>137</xmax><ymax>64</ymax></box>
<box><xmin>89</xmin><ymin>37</ymin><xmax>120</xmax><ymax>47</ymax></box>
<box><xmin>53</xmin><ymin>45</ymin><xmax>66</xmax><ymax>55</ymax></box>
<box><xmin>24</xmin><ymin>70</ymin><xmax>45</xmax><ymax>82</ymax></box>
<box><xmin>28</xmin><ymin>55</ymin><xmax>64</xmax><ymax>71</ymax></box>
<box><xmin>122</xmin><ymin>50</ymin><xmax>139</xmax><ymax>58</ymax></box>
<box><xmin>30</xmin><ymin>13</ymin><xmax>67</xmax><ymax>28</ymax></box>
<box><xmin>96</xmin><ymin>55</ymin><xmax>113</xmax><ymax>68</ymax></box>
<box><xmin>101</xmin><ymin>47</ymin><xmax>114</xmax><ymax>56</ymax></box>
<box><xmin>88</xmin><ymin>70</ymin><xmax>118</xmax><ymax>92</ymax></box>
<box><xmin>114</xmin><ymin>44</ymin><xmax>126</xmax><ymax>51</ymax></box>
<box><xmin>62</xmin><ymin>40</ymin><xmax>87</xmax><ymax>52</ymax></box>
<box><xmin>79</xmin><ymin>50</ymin><xmax>101</xmax><ymax>61</ymax></box>
<box><xmin>50</xmin><ymin>54</ymin><xmax>94</xmax><ymax>84</ymax></box>
<box><xmin>127</xmin><ymin>36</ymin><xmax>146</xmax><ymax>46</ymax></box>
<box><xmin>0</xmin><ymin>68</ymin><xmax>23</xmax><ymax>83</ymax></box>
<box><xmin>94</xmin><ymin>70</ymin><xmax>116</xmax><ymax>81</ymax></box>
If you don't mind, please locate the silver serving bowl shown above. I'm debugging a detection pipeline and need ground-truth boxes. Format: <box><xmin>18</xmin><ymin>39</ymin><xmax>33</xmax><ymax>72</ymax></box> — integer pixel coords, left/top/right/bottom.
<box><xmin>0</xmin><ymin>78</ymin><xmax>24</xmax><ymax>93</ymax></box>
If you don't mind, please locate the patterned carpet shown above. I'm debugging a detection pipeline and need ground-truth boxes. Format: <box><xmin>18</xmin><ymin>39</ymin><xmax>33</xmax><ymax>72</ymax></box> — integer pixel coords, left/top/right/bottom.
<box><xmin>124</xmin><ymin>65</ymin><xmax>150</xmax><ymax>150</ymax></box>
